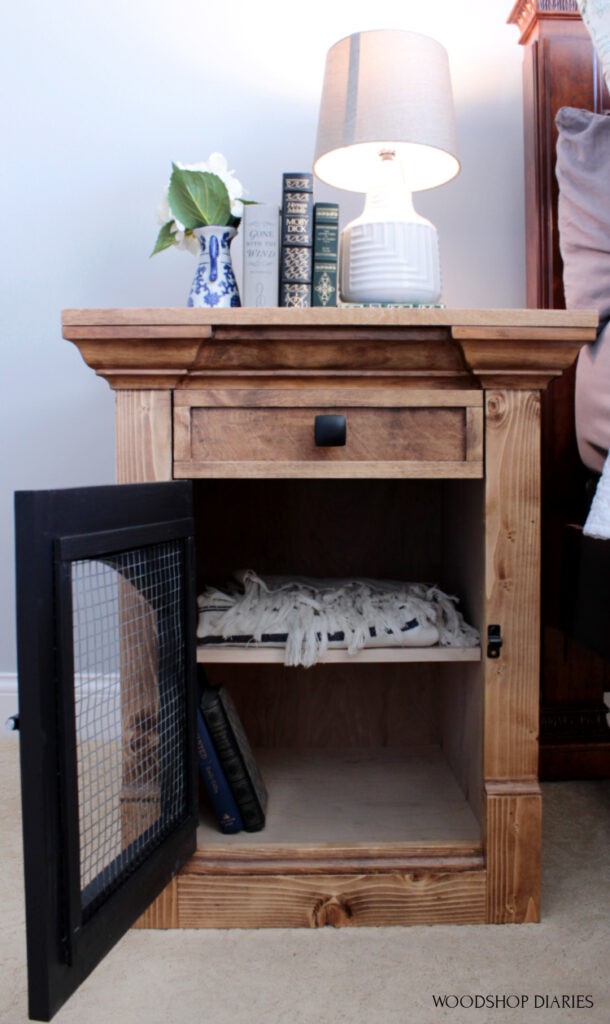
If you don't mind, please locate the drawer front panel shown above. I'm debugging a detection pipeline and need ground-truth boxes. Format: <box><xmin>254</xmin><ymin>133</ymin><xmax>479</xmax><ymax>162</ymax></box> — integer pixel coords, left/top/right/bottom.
<box><xmin>173</xmin><ymin>388</ymin><xmax>484</xmax><ymax>478</ymax></box>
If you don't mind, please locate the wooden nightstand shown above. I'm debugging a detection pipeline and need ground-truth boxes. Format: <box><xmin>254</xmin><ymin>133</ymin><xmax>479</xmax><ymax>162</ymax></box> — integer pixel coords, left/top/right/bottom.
<box><xmin>62</xmin><ymin>306</ymin><xmax>596</xmax><ymax>929</ymax></box>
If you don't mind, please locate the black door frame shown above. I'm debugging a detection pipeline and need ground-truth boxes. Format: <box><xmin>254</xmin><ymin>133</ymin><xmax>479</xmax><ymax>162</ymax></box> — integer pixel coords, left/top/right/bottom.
<box><xmin>15</xmin><ymin>482</ymin><xmax>198</xmax><ymax>1021</ymax></box>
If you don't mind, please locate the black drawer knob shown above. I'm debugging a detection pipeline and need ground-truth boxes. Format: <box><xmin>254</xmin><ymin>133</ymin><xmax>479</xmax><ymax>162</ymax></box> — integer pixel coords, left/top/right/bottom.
<box><xmin>314</xmin><ymin>414</ymin><xmax>346</xmax><ymax>447</ymax></box>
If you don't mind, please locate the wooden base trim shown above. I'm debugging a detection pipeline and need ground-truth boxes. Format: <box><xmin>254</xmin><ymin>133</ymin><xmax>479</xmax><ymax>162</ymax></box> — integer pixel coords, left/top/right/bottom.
<box><xmin>175</xmin><ymin>869</ymin><xmax>487</xmax><ymax>928</ymax></box>
<box><xmin>185</xmin><ymin>842</ymin><xmax>484</xmax><ymax>876</ymax></box>
<box><xmin>485</xmin><ymin>787</ymin><xmax>541</xmax><ymax>923</ymax></box>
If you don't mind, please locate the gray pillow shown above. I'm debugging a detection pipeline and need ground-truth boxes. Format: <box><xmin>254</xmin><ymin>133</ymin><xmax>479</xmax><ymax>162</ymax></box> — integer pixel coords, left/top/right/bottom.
<box><xmin>556</xmin><ymin>106</ymin><xmax>610</xmax><ymax>471</ymax></box>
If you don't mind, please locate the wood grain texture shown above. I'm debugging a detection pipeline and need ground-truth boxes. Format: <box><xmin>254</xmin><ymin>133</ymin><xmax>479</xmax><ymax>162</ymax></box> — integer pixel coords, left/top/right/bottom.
<box><xmin>512</xmin><ymin>0</ymin><xmax>610</xmax><ymax>780</ymax></box>
<box><xmin>214</xmin><ymin>666</ymin><xmax>444</xmax><ymax>751</ymax></box>
<box><xmin>485</xmin><ymin>785</ymin><xmax>541</xmax><ymax>924</ymax></box>
<box><xmin>193</xmin><ymin>477</ymin><xmax>446</xmax><ymax>587</ymax></box>
<box><xmin>115</xmin><ymin>391</ymin><xmax>172</xmax><ymax>483</ymax></box>
<box><xmin>62</xmin><ymin>308</ymin><xmax>597</xmax><ymax>391</ymax></box>
<box><xmin>508</xmin><ymin>2</ymin><xmax>582</xmax><ymax>45</ymax></box>
<box><xmin>173</xmin><ymin>387</ymin><xmax>484</xmax><ymax>408</ymax></box>
<box><xmin>175</xmin><ymin>869</ymin><xmax>487</xmax><ymax>928</ymax></box>
<box><xmin>62</xmin><ymin>307</ymin><xmax>598</xmax><ymax>328</ymax></box>
<box><xmin>187</xmin><ymin>844</ymin><xmax>484</xmax><ymax>875</ymax></box>
<box><xmin>483</xmin><ymin>390</ymin><xmax>541</xmax><ymax>780</ymax></box>
<box><xmin>455</xmin><ymin>333</ymin><xmax>593</xmax><ymax>390</ymax></box>
<box><xmin>440</xmin><ymin>662</ymin><xmax>483</xmax><ymax>825</ymax></box>
<box><xmin>189</xmin><ymin>406</ymin><xmax>468</xmax><ymax>463</ymax></box>
<box><xmin>196</xmin><ymin>747</ymin><xmax>481</xmax><ymax>848</ymax></box>
<box><xmin>175</xmin><ymin>460</ymin><xmax>483</xmax><ymax>480</ymax></box>
<box><xmin>133</xmin><ymin>878</ymin><xmax>179</xmax><ymax>928</ymax></box>
<box><xmin>84</xmin><ymin>308</ymin><xmax>562</xmax><ymax>929</ymax></box>
<box><xmin>197</xmin><ymin>646</ymin><xmax>481</xmax><ymax>664</ymax></box>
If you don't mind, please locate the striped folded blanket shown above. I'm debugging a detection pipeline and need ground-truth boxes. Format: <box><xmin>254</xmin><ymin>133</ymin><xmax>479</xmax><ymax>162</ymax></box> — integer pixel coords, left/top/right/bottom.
<box><xmin>197</xmin><ymin>570</ymin><xmax>479</xmax><ymax>667</ymax></box>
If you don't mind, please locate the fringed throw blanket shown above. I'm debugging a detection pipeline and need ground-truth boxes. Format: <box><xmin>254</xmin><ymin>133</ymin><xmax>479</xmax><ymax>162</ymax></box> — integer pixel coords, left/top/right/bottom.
<box><xmin>197</xmin><ymin>570</ymin><xmax>480</xmax><ymax>667</ymax></box>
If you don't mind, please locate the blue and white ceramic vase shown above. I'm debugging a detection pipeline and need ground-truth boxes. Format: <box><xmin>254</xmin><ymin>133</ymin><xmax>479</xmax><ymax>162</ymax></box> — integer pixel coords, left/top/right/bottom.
<box><xmin>187</xmin><ymin>225</ymin><xmax>241</xmax><ymax>308</ymax></box>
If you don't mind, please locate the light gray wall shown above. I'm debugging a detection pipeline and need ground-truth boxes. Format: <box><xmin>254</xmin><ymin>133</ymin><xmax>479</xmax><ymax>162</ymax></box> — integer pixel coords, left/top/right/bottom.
<box><xmin>1</xmin><ymin>0</ymin><xmax>524</xmax><ymax>673</ymax></box>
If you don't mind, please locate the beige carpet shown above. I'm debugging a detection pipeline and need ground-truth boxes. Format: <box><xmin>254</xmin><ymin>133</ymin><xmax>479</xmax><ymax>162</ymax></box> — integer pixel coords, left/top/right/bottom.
<box><xmin>1</xmin><ymin>738</ymin><xmax>608</xmax><ymax>1024</ymax></box>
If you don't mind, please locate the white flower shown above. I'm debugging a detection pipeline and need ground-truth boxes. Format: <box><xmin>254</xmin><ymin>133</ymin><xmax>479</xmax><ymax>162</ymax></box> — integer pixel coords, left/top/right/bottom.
<box><xmin>155</xmin><ymin>195</ymin><xmax>193</xmax><ymax>250</ymax></box>
<box><xmin>156</xmin><ymin>196</ymin><xmax>172</xmax><ymax>225</ymax></box>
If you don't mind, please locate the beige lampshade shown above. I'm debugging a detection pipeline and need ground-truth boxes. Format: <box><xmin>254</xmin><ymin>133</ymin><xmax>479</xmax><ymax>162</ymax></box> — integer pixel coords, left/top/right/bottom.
<box><xmin>314</xmin><ymin>29</ymin><xmax>460</xmax><ymax>194</ymax></box>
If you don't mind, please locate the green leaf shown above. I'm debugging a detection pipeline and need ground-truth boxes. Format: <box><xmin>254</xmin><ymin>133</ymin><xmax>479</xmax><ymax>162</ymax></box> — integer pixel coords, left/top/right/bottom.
<box><xmin>150</xmin><ymin>220</ymin><xmax>177</xmax><ymax>256</ymax></box>
<box><xmin>168</xmin><ymin>165</ymin><xmax>231</xmax><ymax>228</ymax></box>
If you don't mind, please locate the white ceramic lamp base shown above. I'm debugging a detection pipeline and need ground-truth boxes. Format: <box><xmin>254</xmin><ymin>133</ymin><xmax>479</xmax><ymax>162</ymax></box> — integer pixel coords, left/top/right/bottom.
<box><xmin>339</xmin><ymin>217</ymin><xmax>442</xmax><ymax>305</ymax></box>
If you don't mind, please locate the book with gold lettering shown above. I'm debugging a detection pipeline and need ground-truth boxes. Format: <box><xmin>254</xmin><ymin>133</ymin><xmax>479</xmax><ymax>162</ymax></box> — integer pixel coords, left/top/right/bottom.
<box><xmin>279</xmin><ymin>172</ymin><xmax>313</xmax><ymax>307</ymax></box>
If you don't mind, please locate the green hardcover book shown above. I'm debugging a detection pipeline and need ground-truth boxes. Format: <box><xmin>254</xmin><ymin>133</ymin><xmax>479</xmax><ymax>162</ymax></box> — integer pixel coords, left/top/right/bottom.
<box><xmin>312</xmin><ymin>203</ymin><xmax>339</xmax><ymax>306</ymax></box>
<box><xmin>200</xmin><ymin>683</ymin><xmax>268</xmax><ymax>832</ymax></box>
<box><xmin>313</xmin><ymin>202</ymin><xmax>339</xmax><ymax>259</ymax></box>
<box><xmin>312</xmin><ymin>260</ymin><xmax>338</xmax><ymax>307</ymax></box>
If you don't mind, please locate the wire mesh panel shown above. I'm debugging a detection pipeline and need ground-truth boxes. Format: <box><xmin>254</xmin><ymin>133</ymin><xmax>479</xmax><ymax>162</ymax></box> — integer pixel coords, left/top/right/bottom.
<box><xmin>17</xmin><ymin>483</ymin><xmax>196</xmax><ymax>1021</ymax></box>
<box><xmin>70</xmin><ymin>540</ymin><xmax>188</xmax><ymax>917</ymax></box>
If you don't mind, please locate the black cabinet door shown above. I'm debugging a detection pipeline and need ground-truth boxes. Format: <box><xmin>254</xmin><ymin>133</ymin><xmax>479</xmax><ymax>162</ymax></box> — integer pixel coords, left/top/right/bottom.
<box><xmin>15</xmin><ymin>483</ymin><xmax>198</xmax><ymax>1021</ymax></box>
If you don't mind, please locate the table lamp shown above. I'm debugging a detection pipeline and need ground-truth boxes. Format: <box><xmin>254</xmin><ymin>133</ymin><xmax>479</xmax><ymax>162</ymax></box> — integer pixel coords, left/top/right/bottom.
<box><xmin>313</xmin><ymin>29</ymin><xmax>460</xmax><ymax>305</ymax></box>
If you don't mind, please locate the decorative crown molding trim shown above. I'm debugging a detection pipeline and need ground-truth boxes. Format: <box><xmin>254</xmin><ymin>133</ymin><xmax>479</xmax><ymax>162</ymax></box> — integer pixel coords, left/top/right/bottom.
<box><xmin>508</xmin><ymin>0</ymin><xmax>581</xmax><ymax>42</ymax></box>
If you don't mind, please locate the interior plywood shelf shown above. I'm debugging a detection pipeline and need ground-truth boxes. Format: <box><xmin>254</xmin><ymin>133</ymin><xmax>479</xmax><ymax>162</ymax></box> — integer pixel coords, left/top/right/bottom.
<box><xmin>196</xmin><ymin>747</ymin><xmax>482</xmax><ymax>853</ymax></box>
<box><xmin>196</xmin><ymin>644</ymin><xmax>482</xmax><ymax>664</ymax></box>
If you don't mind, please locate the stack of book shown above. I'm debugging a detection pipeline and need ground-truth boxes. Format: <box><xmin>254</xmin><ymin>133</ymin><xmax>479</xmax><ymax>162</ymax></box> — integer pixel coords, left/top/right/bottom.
<box><xmin>196</xmin><ymin>673</ymin><xmax>268</xmax><ymax>834</ymax></box>
<box><xmin>241</xmin><ymin>172</ymin><xmax>339</xmax><ymax>308</ymax></box>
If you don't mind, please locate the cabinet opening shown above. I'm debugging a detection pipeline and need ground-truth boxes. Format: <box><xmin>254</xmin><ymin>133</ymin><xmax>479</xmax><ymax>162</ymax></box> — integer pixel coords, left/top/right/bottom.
<box><xmin>192</xmin><ymin>478</ymin><xmax>484</xmax><ymax>855</ymax></box>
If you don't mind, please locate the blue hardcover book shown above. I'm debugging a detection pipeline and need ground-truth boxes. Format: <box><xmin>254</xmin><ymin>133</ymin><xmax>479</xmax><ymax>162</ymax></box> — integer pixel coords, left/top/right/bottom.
<box><xmin>200</xmin><ymin>684</ymin><xmax>268</xmax><ymax>832</ymax></box>
<box><xmin>196</xmin><ymin>706</ymin><xmax>244</xmax><ymax>834</ymax></box>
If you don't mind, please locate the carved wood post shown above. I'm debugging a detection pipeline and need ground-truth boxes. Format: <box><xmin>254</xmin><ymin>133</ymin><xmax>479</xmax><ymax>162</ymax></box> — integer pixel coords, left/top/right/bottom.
<box><xmin>483</xmin><ymin>388</ymin><xmax>541</xmax><ymax>922</ymax></box>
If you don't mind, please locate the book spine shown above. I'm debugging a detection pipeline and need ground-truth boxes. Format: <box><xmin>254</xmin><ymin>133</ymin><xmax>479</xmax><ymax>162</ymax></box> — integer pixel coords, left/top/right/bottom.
<box><xmin>241</xmin><ymin>203</ymin><xmax>280</xmax><ymax>307</ymax></box>
<box><xmin>312</xmin><ymin>202</ymin><xmax>339</xmax><ymax>307</ymax></box>
<box><xmin>279</xmin><ymin>172</ymin><xmax>313</xmax><ymax>308</ymax></box>
<box><xmin>196</xmin><ymin>707</ymin><xmax>243</xmax><ymax>834</ymax></box>
<box><xmin>201</xmin><ymin>689</ymin><xmax>266</xmax><ymax>831</ymax></box>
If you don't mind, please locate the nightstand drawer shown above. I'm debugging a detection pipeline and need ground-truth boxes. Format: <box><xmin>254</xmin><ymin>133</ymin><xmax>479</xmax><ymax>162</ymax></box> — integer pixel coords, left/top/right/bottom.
<box><xmin>173</xmin><ymin>388</ymin><xmax>483</xmax><ymax>478</ymax></box>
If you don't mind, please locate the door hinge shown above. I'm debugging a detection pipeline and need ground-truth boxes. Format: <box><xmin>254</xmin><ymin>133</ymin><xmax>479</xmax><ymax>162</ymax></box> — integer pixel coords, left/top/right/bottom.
<box><xmin>60</xmin><ymin>932</ymin><xmax>73</xmax><ymax>966</ymax></box>
<box><xmin>487</xmin><ymin>624</ymin><xmax>503</xmax><ymax>659</ymax></box>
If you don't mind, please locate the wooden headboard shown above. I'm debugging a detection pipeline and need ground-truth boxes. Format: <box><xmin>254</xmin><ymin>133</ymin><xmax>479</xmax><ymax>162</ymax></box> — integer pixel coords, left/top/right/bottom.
<box><xmin>508</xmin><ymin>0</ymin><xmax>610</xmax><ymax>311</ymax></box>
<box><xmin>508</xmin><ymin>1</ymin><xmax>610</xmax><ymax>780</ymax></box>
<box><xmin>509</xmin><ymin>0</ymin><xmax>610</xmax><ymax>519</ymax></box>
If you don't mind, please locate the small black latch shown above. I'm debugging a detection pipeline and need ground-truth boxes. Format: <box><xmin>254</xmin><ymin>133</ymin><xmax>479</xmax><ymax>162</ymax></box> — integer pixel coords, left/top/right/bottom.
<box><xmin>487</xmin><ymin>625</ymin><xmax>503</xmax><ymax>659</ymax></box>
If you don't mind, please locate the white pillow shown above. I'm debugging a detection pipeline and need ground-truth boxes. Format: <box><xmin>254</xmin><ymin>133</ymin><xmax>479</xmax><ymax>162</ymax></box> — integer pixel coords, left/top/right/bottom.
<box><xmin>577</xmin><ymin>1</ymin><xmax>610</xmax><ymax>92</ymax></box>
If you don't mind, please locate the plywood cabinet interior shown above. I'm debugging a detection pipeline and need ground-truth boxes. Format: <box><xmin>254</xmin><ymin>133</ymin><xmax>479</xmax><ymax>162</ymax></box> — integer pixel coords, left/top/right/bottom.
<box><xmin>63</xmin><ymin>306</ymin><xmax>597</xmax><ymax>927</ymax></box>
